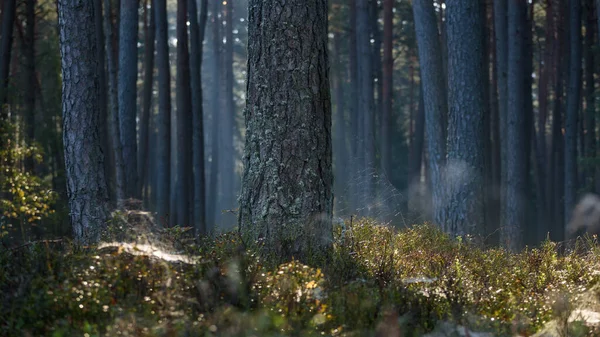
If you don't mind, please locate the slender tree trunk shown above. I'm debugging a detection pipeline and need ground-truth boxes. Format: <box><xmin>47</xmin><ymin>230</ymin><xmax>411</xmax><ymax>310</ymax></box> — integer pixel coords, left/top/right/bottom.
<box><xmin>371</xmin><ymin>0</ymin><xmax>382</xmax><ymax>143</ymax></box>
<box><xmin>118</xmin><ymin>0</ymin><xmax>139</xmax><ymax>198</ymax></box>
<box><xmin>564</xmin><ymin>0</ymin><xmax>582</xmax><ymax>225</ymax></box>
<box><xmin>333</xmin><ymin>34</ymin><xmax>348</xmax><ymax>214</ymax></box>
<box><xmin>220</xmin><ymin>0</ymin><xmax>235</xmax><ymax>227</ymax></box>
<box><xmin>356</xmin><ymin>0</ymin><xmax>375</xmax><ymax>214</ymax></box>
<box><xmin>139</xmin><ymin>0</ymin><xmax>155</xmax><ymax>200</ymax></box>
<box><xmin>413</xmin><ymin>0</ymin><xmax>448</xmax><ymax>225</ymax></box>
<box><xmin>239</xmin><ymin>0</ymin><xmax>333</xmax><ymax>260</ymax></box>
<box><xmin>0</xmin><ymin>0</ymin><xmax>15</xmax><ymax>119</ymax></box>
<box><xmin>58</xmin><ymin>0</ymin><xmax>110</xmax><ymax>244</ymax></box>
<box><xmin>175</xmin><ymin>0</ymin><xmax>192</xmax><ymax>226</ymax></box>
<box><xmin>154</xmin><ymin>0</ymin><xmax>171</xmax><ymax>222</ymax></box>
<box><xmin>189</xmin><ymin>0</ymin><xmax>208</xmax><ymax>235</ymax></box>
<box><xmin>23</xmin><ymin>0</ymin><xmax>36</xmax><ymax>171</ymax></box>
<box><xmin>408</xmin><ymin>85</ymin><xmax>425</xmax><ymax>213</ymax></box>
<box><xmin>104</xmin><ymin>0</ymin><xmax>126</xmax><ymax>203</ymax></box>
<box><xmin>523</xmin><ymin>2</ymin><xmax>535</xmax><ymax>245</ymax></box>
<box><xmin>584</xmin><ymin>0</ymin><xmax>596</xmax><ymax>188</ymax></box>
<box><xmin>445</xmin><ymin>0</ymin><xmax>486</xmax><ymax>236</ymax></box>
<box><xmin>380</xmin><ymin>0</ymin><xmax>393</xmax><ymax>178</ymax></box>
<box><xmin>207</xmin><ymin>1</ymin><xmax>221</xmax><ymax>228</ymax></box>
<box><xmin>503</xmin><ymin>0</ymin><xmax>527</xmax><ymax>251</ymax></box>
<box><xmin>348</xmin><ymin>0</ymin><xmax>360</xmax><ymax>213</ymax></box>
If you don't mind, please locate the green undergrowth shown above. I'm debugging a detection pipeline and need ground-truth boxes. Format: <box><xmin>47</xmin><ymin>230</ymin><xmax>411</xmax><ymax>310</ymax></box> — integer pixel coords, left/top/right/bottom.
<box><xmin>2</xmin><ymin>214</ymin><xmax>600</xmax><ymax>336</ymax></box>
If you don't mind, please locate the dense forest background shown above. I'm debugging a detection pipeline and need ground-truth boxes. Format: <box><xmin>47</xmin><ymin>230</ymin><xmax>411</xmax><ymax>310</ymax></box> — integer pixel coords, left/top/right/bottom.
<box><xmin>0</xmin><ymin>0</ymin><xmax>599</xmax><ymax>251</ymax></box>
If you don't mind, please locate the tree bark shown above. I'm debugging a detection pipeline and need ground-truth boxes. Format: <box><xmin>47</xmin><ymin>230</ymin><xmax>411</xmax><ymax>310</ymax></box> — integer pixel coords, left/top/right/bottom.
<box><xmin>503</xmin><ymin>0</ymin><xmax>527</xmax><ymax>251</ymax></box>
<box><xmin>118</xmin><ymin>0</ymin><xmax>139</xmax><ymax>198</ymax></box>
<box><xmin>139</xmin><ymin>0</ymin><xmax>155</xmax><ymax>200</ymax></box>
<box><xmin>58</xmin><ymin>0</ymin><xmax>110</xmax><ymax>244</ymax></box>
<box><xmin>445</xmin><ymin>0</ymin><xmax>486</xmax><ymax>236</ymax></box>
<box><xmin>154</xmin><ymin>0</ymin><xmax>171</xmax><ymax>222</ymax></box>
<box><xmin>564</xmin><ymin>0</ymin><xmax>582</xmax><ymax>225</ymax></box>
<box><xmin>239</xmin><ymin>0</ymin><xmax>333</xmax><ymax>260</ymax></box>
<box><xmin>189</xmin><ymin>0</ymin><xmax>208</xmax><ymax>235</ymax></box>
<box><xmin>412</xmin><ymin>0</ymin><xmax>448</xmax><ymax>225</ymax></box>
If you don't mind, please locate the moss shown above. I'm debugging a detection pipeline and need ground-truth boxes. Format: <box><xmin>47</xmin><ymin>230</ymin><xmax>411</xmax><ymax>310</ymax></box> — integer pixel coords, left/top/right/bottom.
<box><xmin>2</xmin><ymin>219</ymin><xmax>600</xmax><ymax>336</ymax></box>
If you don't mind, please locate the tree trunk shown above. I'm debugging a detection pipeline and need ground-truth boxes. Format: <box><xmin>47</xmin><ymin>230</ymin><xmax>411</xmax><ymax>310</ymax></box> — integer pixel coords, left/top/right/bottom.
<box><xmin>584</xmin><ymin>0</ymin><xmax>596</xmax><ymax>188</ymax></box>
<box><xmin>503</xmin><ymin>0</ymin><xmax>527</xmax><ymax>251</ymax></box>
<box><xmin>207</xmin><ymin>1</ymin><xmax>221</xmax><ymax>228</ymax></box>
<box><xmin>104</xmin><ymin>0</ymin><xmax>126</xmax><ymax>203</ymax></box>
<box><xmin>221</xmin><ymin>0</ymin><xmax>236</xmax><ymax>227</ymax></box>
<box><xmin>239</xmin><ymin>0</ymin><xmax>333</xmax><ymax>260</ymax></box>
<box><xmin>348</xmin><ymin>0</ymin><xmax>360</xmax><ymax>213</ymax></box>
<box><xmin>189</xmin><ymin>0</ymin><xmax>208</xmax><ymax>235</ymax></box>
<box><xmin>174</xmin><ymin>0</ymin><xmax>192</xmax><ymax>226</ymax></box>
<box><xmin>58</xmin><ymin>0</ymin><xmax>110</xmax><ymax>244</ymax></box>
<box><xmin>445</xmin><ymin>0</ymin><xmax>486</xmax><ymax>236</ymax></box>
<box><xmin>380</xmin><ymin>0</ymin><xmax>393</xmax><ymax>178</ymax></box>
<box><xmin>154</xmin><ymin>0</ymin><xmax>171</xmax><ymax>222</ymax></box>
<box><xmin>564</xmin><ymin>0</ymin><xmax>582</xmax><ymax>225</ymax></box>
<box><xmin>333</xmin><ymin>33</ymin><xmax>348</xmax><ymax>214</ymax></box>
<box><xmin>0</xmin><ymin>0</ymin><xmax>15</xmax><ymax>119</ymax></box>
<box><xmin>356</xmin><ymin>0</ymin><xmax>375</xmax><ymax>214</ymax></box>
<box><xmin>412</xmin><ymin>0</ymin><xmax>448</xmax><ymax>225</ymax></box>
<box><xmin>139</xmin><ymin>0</ymin><xmax>155</xmax><ymax>200</ymax></box>
<box><xmin>24</xmin><ymin>0</ymin><xmax>36</xmax><ymax>171</ymax></box>
<box><xmin>118</xmin><ymin>0</ymin><xmax>139</xmax><ymax>198</ymax></box>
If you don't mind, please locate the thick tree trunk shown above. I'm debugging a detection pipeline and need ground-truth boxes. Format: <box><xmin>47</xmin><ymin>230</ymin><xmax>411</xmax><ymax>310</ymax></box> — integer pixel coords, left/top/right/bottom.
<box><xmin>58</xmin><ymin>0</ymin><xmax>110</xmax><ymax>244</ymax></box>
<box><xmin>154</xmin><ymin>0</ymin><xmax>171</xmax><ymax>222</ymax></box>
<box><xmin>412</xmin><ymin>0</ymin><xmax>448</xmax><ymax>225</ymax></box>
<box><xmin>207</xmin><ymin>2</ymin><xmax>221</xmax><ymax>228</ymax></box>
<box><xmin>104</xmin><ymin>0</ymin><xmax>126</xmax><ymax>203</ymax></box>
<box><xmin>175</xmin><ymin>0</ymin><xmax>192</xmax><ymax>226</ymax></box>
<box><xmin>445</xmin><ymin>0</ymin><xmax>486</xmax><ymax>237</ymax></box>
<box><xmin>564</xmin><ymin>0</ymin><xmax>582</xmax><ymax>226</ymax></box>
<box><xmin>380</xmin><ymin>0</ymin><xmax>393</xmax><ymax>178</ymax></box>
<box><xmin>189</xmin><ymin>0</ymin><xmax>208</xmax><ymax>235</ymax></box>
<box><xmin>503</xmin><ymin>0</ymin><xmax>527</xmax><ymax>251</ymax></box>
<box><xmin>139</xmin><ymin>0</ymin><xmax>155</xmax><ymax>200</ymax></box>
<box><xmin>239</xmin><ymin>0</ymin><xmax>333</xmax><ymax>260</ymax></box>
<box><xmin>0</xmin><ymin>0</ymin><xmax>15</xmax><ymax>118</ymax></box>
<box><xmin>356</xmin><ymin>0</ymin><xmax>375</xmax><ymax>214</ymax></box>
<box><xmin>118</xmin><ymin>0</ymin><xmax>139</xmax><ymax>198</ymax></box>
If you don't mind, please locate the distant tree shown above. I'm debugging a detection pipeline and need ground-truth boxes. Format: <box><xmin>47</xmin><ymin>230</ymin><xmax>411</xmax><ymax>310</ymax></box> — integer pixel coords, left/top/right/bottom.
<box><xmin>412</xmin><ymin>0</ymin><xmax>448</xmax><ymax>225</ymax></box>
<box><xmin>564</xmin><ymin>0</ymin><xmax>582</xmax><ymax>225</ymax></box>
<box><xmin>0</xmin><ymin>0</ymin><xmax>16</xmax><ymax>118</ymax></box>
<box><xmin>239</xmin><ymin>0</ymin><xmax>333</xmax><ymax>259</ymax></box>
<box><xmin>207</xmin><ymin>0</ymin><xmax>221</xmax><ymax>227</ymax></box>
<box><xmin>445</xmin><ymin>0</ymin><xmax>486</xmax><ymax>236</ymax></box>
<box><xmin>118</xmin><ymin>0</ymin><xmax>139</xmax><ymax>198</ymax></box>
<box><xmin>154</xmin><ymin>0</ymin><xmax>171</xmax><ymax>221</ymax></box>
<box><xmin>139</xmin><ymin>0</ymin><xmax>155</xmax><ymax>200</ymax></box>
<box><xmin>380</xmin><ymin>0</ymin><xmax>393</xmax><ymax>178</ymax></box>
<box><xmin>58</xmin><ymin>0</ymin><xmax>110</xmax><ymax>244</ymax></box>
<box><xmin>23</xmin><ymin>0</ymin><xmax>36</xmax><ymax>171</ymax></box>
<box><xmin>175</xmin><ymin>0</ymin><xmax>192</xmax><ymax>226</ymax></box>
<box><xmin>188</xmin><ymin>0</ymin><xmax>208</xmax><ymax>234</ymax></box>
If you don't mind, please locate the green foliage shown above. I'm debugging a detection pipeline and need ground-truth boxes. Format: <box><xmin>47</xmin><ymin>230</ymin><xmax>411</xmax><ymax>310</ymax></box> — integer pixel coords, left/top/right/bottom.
<box><xmin>2</xmin><ymin>219</ymin><xmax>600</xmax><ymax>336</ymax></box>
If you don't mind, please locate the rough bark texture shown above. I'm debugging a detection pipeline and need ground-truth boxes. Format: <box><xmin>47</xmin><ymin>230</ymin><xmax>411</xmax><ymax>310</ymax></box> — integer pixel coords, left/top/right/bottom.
<box><xmin>154</xmin><ymin>0</ymin><xmax>171</xmax><ymax>221</ymax></box>
<box><xmin>0</xmin><ymin>0</ymin><xmax>15</xmax><ymax>118</ymax></box>
<box><xmin>189</xmin><ymin>0</ymin><xmax>208</xmax><ymax>234</ymax></box>
<box><xmin>139</xmin><ymin>0</ymin><xmax>155</xmax><ymax>198</ymax></box>
<box><xmin>239</xmin><ymin>0</ymin><xmax>333</xmax><ymax>260</ymax></box>
<box><xmin>564</xmin><ymin>0</ymin><xmax>582</xmax><ymax>226</ymax></box>
<box><xmin>176</xmin><ymin>0</ymin><xmax>192</xmax><ymax>226</ymax></box>
<box><xmin>356</xmin><ymin>0</ymin><xmax>375</xmax><ymax>214</ymax></box>
<box><xmin>104</xmin><ymin>0</ymin><xmax>125</xmax><ymax>204</ymax></box>
<box><xmin>381</xmin><ymin>0</ymin><xmax>393</xmax><ymax>178</ymax></box>
<box><xmin>445</xmin><ymin>0</ymin><xmax>486</xmax><ymax>237</ymax></box>
<box><xmin>412</xmin><ymin>0</ymin><xmax>448</xmax><ymax>225</ymax></box>
<box><xmin>58</xmin><ymin>0</ymin><xmax>110</xmax><ymax>244</ymax></box>
<box><xmin>502</xmin><ymin>0</ymin><xmax>527</xmax><ymax>251</ymax></box>
<box><xmin>118</xmin><ymin>0</ymin><xmax>139</xmax><ymax>198</ymax></box>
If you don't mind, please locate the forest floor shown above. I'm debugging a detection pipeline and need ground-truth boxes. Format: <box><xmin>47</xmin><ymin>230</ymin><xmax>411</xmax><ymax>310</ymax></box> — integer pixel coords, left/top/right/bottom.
<box><xmin>2</xmin><ymin>210</ymin><xmax>600</xmax><ymax>336</ymax></box>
